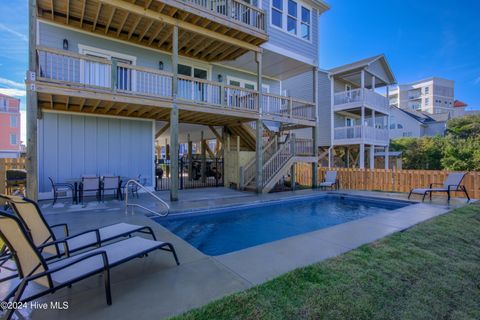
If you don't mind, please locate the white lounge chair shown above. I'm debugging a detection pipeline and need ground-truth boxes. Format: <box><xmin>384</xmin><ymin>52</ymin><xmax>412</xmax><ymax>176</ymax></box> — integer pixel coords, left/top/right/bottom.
<box><xmin>408</xmin><ymin>172</ymin><xmax>470</xmax><ymax>201</ymax></box>
<box><xmin>0</xmin><ymin>211</ymin><xmax>179</xmax><ymax>320</ymax></box>
<box><xmin>319</xmin><ymin>171</ymin><xmax>339</xmax><ymax>190</ymax></box>
<box><xmin>0</xmin><ymin>195</ymin><xmax>171</xmax><ymax>259</ymax></box>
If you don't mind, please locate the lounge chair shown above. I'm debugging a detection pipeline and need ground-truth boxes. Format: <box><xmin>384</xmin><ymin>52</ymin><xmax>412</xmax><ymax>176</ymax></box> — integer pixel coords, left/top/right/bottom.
<box><xmin>408</xmin><ymin>172</ymin><xmax>470</xmax><ymax>201</ymax></box>
<box><xmin>101</xmin><ymin>176</ymin><xmax>120</xmax><ymax>201</ymax></box>
<box><xmin>0</xmin><ymin>195</ymin><xmax>166</xmax><ymax>259</ymax></box>
<box><xmin>319</xmin><ymin>171</ymin><xmax>339</xmax><ymax>190</ymax></box>
<box><xmin>0</xmin><ymin>211</ymin><xmax>179</xmax><ymax>320</ymax></box>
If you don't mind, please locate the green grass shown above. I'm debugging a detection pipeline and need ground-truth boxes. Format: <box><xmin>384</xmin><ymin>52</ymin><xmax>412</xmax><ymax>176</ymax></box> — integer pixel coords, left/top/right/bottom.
<box><xmin>173</xmin><ymin>203</ymin><xmax>480</xmax><ymax>320</ymax></box>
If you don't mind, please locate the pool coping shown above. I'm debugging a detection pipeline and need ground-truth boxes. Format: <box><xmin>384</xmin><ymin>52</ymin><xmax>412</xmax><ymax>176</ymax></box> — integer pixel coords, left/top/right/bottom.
<box><xmin>153</xmin><ymin>191</ymin><xmax>469</xmax><ymax>286</ymax></box>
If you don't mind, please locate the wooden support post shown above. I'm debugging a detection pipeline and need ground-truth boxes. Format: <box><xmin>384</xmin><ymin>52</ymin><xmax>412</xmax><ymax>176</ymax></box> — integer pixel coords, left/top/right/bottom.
<box><xmin>201</xmin><ymin>131</ymin><xmax>206</xmax><ymax>183</ymax></box>
<box><xmin>170</xmin><ymin>25</ymin><xmax>179</xmax><ymax>201</ymax></box>
<box><xmin>187</xmin><ymin>134</ymin><xmax>193</xmax><ymax>181</ymax></box>
<box><xmin>291</xmin><ymin>163</ymin><xmax>296</xmax><ymax>191</ymax></box>
<box><xmin>255</xmin><ymin>51</ymin><xmax>264</xmax><ymax>193</ymax></box>
<box><xmin>26</xmin><ymin>0</ymin><xmax>38</xmax><ymax>200</ymax></box>
<box><xmin>237</xmin><ymin>135</ymin><xmax>241</xmax><ymax>190</ymax></box>
<box><xmin>312</xmin><ymin>66</ymin><xmax>319</xmax><ymax>188</ymax></box>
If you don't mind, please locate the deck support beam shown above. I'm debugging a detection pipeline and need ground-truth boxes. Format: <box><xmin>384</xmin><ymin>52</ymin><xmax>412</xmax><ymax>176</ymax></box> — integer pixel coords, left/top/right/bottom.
<box><xmin>255</xmin><ymin>51</ymin><xmax>263</xmax><ymax>193</ymax></box>
<box><xmin>312</xmin><ymin>66</ymin><xmax>319</xmax><ymax>188</ymax></box>
<box><xmin>359</xmin><ymin>144</ymin><xmax>365</xmax><ymax>169</ymax></box>
<box><xmin>370</xmin><ymin>144</ymin><xmax>375</xmax><ymax>170</ymax></box>
<box><xmin>26</xmin><ymin>0</ymin><xmax>38</xmax><ymax>200</ymax></box>
<box><xmin>170</xmin><ymin>25</ymin><xmax>179</xmax><ymax>201</ymax></box>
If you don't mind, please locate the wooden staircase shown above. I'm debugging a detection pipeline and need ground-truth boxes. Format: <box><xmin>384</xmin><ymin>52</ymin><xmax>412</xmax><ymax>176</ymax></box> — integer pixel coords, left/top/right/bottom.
<box><xmin>241</xmin><ymin>135</ymin><xmax>316</xmax><ymax>193</ymax></box>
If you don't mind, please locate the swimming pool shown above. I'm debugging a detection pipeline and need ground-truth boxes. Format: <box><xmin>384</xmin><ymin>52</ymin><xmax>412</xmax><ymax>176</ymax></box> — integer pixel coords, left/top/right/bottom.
<box><xmin>156</xmin><ymin>195</ymin><xmax>410</xmax><ymax>256</ymax></box>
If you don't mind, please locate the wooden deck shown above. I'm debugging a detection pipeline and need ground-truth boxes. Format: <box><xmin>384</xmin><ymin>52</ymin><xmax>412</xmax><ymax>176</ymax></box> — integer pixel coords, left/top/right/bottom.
<box><xmin>33</xmin><ymin>46</ymin><xmax>317</xmax><ymax>127</ymax></box>
<box><xmin>36</xmin><ymin>0</ymin><xmax>267</xmax><ymax>62</ymax></box>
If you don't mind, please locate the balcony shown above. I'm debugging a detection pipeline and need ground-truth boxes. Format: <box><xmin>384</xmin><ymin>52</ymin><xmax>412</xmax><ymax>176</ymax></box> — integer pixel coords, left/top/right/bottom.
<box><xmin>333</xmin><ymin>89</ymin><xmax>389</xmax><ymax>114</ymax></box>
<box><xmin>34</xmin><ymin>47</ymin><xmax>315</xmax><ymax>126</ymax></box>
<box><xmin>36</xmin><ymin>0</ymin><xmax>267</xmax><ymax>62</ymax></box>
<box><xmin>333</xmin><ymin>125</ymin><xmax>389</xmax><ymax>146</ymax></box>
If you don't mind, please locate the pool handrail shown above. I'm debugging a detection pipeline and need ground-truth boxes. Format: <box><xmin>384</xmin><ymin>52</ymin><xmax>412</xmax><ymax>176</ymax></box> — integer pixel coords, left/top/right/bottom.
<box><xmin>124</xmin><ymin>180</ymin><xmax>170</xmax><ymax>216</ymax></box>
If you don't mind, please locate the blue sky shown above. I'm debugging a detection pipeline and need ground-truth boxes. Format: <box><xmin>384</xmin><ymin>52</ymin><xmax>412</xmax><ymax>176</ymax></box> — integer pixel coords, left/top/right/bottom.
<box><xmin>0</xmin><ymin>0</ymin><xmax>479</xmax><ymax>143</ymax></box>
<box><xmin>319</xmin><ymin>0</ymin><xmax>480</xmax><ymax>107</ymax></box>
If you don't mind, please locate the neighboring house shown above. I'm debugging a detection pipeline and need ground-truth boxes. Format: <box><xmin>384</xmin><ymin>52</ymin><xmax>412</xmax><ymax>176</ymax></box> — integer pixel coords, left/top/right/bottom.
<box><xmin>0</xmin><ymin>93</ymin><xmax>21</xmax><ymax>158</ymax></box>
<box><xmin>389</xmin><ymin>106</ymin><xmax>449</xmax><ymax>139</ymax></box>
<box><xmin>27</xmin><ymin>0</ymin><xmax>330</xmax><ymax>199</ymax></box>
<box><xmin>284</xmin><ymin>55</ymin><xmax>397</xmax><ymax>169</ymax></box>
<box><xmin>389</xmin><ymin>77</ymin><xmax>455</xmax><ymax>115</ymax></box>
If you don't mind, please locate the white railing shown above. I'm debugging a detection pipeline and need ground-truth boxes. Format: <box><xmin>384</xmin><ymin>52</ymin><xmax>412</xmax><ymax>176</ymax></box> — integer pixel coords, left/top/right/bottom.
<box><xmin>117</xmin><ymin>63</ymin><xmax>172</xmax><ymax>98</ymax></box>
<box><xmin>294</xmin><ymin>138</ymin><xmax>314</xmax><ymax>156</ymax></box>
<box><xmin>36</xmin><ymin>47</ymin><xmax>315</xmax><ymax>122</ymax></box>
<box><xmin>363</xmin><ymin>90</ymin><xmax>389</xmax><ymax>113</ymax></box>
<box><xmin>124</xmin><ymin>180</ymin><xmax>170</xmax><ymax>216</ymax></box>
<box><xmin>37</xmin><ymin>46</ymin><xmax>111</xmax><ymax>89</ymax></box>
<box><xmin>334</xmin><ymin>125</ymin><xmax>389</xmax><ymax>144</ymax></box>
<box><xmin>334</xmin><ymin>89</ymin><xmax>389</xmax><ymax>113</ymax></box>
<box><xmin>225</xmin><ymin>85</ymin><xmax>258</xmax><ymax>111</ymax></box>
<box><xmin>177</xmin><ymin>75</ymin><xmax>222</xmax><ymax>105</ymax></box>
<box><xmin>263</xmin><ymin>136</ymin><xmax>294</xmax><ymax>186</ymax></box>
<box><xmin>334</xmin><ymin>89</ymin><xmax>363</xmax><ymax>106</ymax></box>
<box><xmin>241</xmin><ymin>137</ymin><xmax>278</xmax><ymax>187</ymax></box>
<box><xmin>186</xmin><ymin>0</ymin><xmax>265</xmax><ymax>31</ymax></box>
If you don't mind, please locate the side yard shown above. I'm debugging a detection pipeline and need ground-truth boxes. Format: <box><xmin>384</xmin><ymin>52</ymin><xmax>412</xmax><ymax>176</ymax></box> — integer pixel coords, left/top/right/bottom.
<box><xmin>174</xmin><ymin>203</ymin><xmax>480</xmax><ymax>320</ymax></box>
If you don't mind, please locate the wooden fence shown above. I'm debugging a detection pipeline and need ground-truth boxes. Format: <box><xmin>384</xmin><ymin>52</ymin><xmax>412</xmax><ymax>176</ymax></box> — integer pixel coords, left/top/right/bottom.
<box><xmin>295</xmin><ymin>164</ymin><xmax>480</xmax><ymax>199</ymax></box>
<box><xmin>0</xmin><ymin>158</ymin><xmax>26</xmax><ymax>195</ymax></box>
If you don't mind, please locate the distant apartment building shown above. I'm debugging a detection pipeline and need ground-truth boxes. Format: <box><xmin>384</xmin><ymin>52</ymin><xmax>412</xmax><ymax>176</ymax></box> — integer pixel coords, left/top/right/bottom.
<box><xmin>0</xmin><ymin>93</ymin><xmax>21</xmax><ymax>158</ymax></box>
<box><xmin>389</xmin><ymin>77</ymin><xmax>455</xmax><ymax>115</ymax></box>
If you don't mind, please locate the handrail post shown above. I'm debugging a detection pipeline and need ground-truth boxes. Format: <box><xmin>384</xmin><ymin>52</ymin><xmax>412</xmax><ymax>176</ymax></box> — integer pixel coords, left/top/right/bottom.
<box><xmin>288</xmin><ymin>97</ymin><xmax>293</xmax><ymax>118</ymax></box>
<box><xmin>239</xmin><ymin>166</ymin><xmax>244</xmax><ymax>190</ymax></box>
<box><xmin>111</xmin><ymin>59</ymin><xmax>117</xmax><ymax>92</ymax></box>
<box><xmin>220</xmin><ymin>83</ymin><xmax>225</xmax><ymax>107</ymax></box>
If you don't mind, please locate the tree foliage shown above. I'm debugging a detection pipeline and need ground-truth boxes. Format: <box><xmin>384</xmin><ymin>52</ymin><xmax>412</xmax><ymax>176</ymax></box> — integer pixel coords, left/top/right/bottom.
<box><xmin>390</xmin><ymin>114</ymin><xmax>480</xmax><ymax>171</ymax></box>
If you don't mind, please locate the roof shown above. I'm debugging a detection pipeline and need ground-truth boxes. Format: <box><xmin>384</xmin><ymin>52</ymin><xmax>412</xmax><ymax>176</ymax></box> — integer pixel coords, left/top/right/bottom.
<box><xmin>328</xmin><ymin>54</ymin><xmax>397</xmax><ymax>85</ymax></box>
<box><xmin>395</xmin><ymin>107</ymin><xmax>450</xmax><ymax>124</ymax></box>
<box><xmin>454</xmin><ymin>100</ymin><xmax>468</xmax><ymax>108</ymax></box>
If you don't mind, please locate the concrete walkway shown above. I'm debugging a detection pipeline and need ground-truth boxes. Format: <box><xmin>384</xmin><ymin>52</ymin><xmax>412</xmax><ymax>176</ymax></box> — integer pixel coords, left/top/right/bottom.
<box><xmin>0</xmin><ymin>188</ymin><xmax>470</xmax><ymax>319</ymax></box>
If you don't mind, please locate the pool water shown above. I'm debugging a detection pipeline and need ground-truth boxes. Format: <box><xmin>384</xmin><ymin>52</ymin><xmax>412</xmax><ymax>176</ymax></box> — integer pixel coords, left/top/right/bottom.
<box><xmin>156</xmin><ymin>195</ymin><xmax>409</xmax><ymax>256</ymax></box>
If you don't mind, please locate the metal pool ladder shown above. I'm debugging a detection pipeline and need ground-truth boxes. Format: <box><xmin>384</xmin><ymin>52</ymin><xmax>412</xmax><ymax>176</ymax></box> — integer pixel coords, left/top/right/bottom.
<box><xmin>124</xmin><ymin>179</ymin><xmax>170</xmax><ymax>217</ymax></box>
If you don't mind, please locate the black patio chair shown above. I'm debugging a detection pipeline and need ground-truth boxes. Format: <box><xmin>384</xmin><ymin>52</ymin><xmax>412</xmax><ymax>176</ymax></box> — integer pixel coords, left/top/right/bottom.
<box><xmin>48</xmin><ymin>177</ymin><xmax>75</xmax><ymax>205</ymax></box>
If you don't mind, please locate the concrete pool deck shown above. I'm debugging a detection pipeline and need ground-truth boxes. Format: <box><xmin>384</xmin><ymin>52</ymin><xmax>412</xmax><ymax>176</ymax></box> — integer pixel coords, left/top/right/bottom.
<box><xmin>0</xmin><ymin>188</ymin><xmax>471</xmax><ymax>319</ymax></box>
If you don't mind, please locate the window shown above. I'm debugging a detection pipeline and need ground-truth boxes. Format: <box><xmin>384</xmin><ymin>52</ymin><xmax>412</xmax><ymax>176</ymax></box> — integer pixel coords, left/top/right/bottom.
<box><xmin>10</xmin><ymin>133</ymin><xmax>17</xmax><ymax>145</ymax></box>
<box><xmin>271</xmin><ymin>0</ymin><xmax>311</xmax><ymax>41</ymax></box>
<box><xmin>345</xmin><ymin>118</ymin><xmax>355</xmax><ymax>127</ymax></box>
<box><xmin>425</xmin><ymin>98</ymin><xmax>430</xmax><ymax>106</ymax></box>
<box><xmin>424</xmin><ymin>86</ymin><xmax>430</xmax><ymax>94</ymax></box>
<box><xmin>10</xmin><ymin>115</ymin><xmax>17</xmax><ymax>128</ymax></box>
<box><xmin>397</xmin><ymin>124</ymin><xmax>403</xmax><ymax>129</ymax></box>
<box><xmin>271</xmin><ymin>0</ymin><xmax>283</xmax><ymax>28</ymax></box>
<box><xmin>402</xmin><ymin>132</ymin><xmax>412</xmax><ymax>137</ymax></box>
<box><xmin>287</xmin><ymin>0</ymin><xmax>297</xmax><ymax>34</ymax></box>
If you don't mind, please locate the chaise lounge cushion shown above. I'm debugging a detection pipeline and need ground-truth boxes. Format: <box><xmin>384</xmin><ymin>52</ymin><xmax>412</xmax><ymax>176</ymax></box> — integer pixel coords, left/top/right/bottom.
<box><xmin>410</xmin><ymin>188</ymin><xmax>448</xmax><ymax>194</ymax></box>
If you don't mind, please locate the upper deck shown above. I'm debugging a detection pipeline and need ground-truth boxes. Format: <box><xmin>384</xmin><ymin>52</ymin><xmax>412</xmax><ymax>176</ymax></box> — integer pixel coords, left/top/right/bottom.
<box><xmin>36</xmin><ymin>0</ymin><xmax>268</xmax><ymax>62</ymax></box>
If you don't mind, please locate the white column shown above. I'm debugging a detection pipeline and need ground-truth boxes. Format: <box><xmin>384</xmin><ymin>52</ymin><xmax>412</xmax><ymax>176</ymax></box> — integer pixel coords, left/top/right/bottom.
<box><xmin>312</xmin><ymin>67</ymin><xmax>319</xmax><ymax>188</ymax></box>
<box><xmin>170</xmin><ymin>25</ymin><xmax>179</xmax><ymax>201</ymax></box>
<box><xmin>369</xmin><ymin>145</ymin><xmax>375</xmax><ymax>169</ymax></box>
<box><xmin>371</xmin><ymin>76</ymin><xmax>376</xmax><ymax>91</ymax></box>
<box><xmin>255</xmin><ymin>51</ymin><xmax>263</xmax><ymax>193</ymax></box>
<box><xmin>359</xmin><ymin>144</ymin><xmax>365</xmax><ymax>169</ymax></box>
<box><xmin>385</xmin><ymin>146</ymin><xmax>389</xmax><ymax>169</ymax></box>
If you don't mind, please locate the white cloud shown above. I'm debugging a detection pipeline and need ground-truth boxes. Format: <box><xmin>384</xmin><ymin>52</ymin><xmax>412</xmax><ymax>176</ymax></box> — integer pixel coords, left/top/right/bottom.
<box><xmin>0</xmin><ymin>23</ymin><xmax>28</xmax><ymax>42</ymax></box>
<box><xmin>0</xmin><ymin>77</ymin><xmax>25</xmax><ymax>90</ymax></box>
<box><xmin>0</xmin><ymin>88</ymin><xmax>25</xmax><ymax>97</ymax></box>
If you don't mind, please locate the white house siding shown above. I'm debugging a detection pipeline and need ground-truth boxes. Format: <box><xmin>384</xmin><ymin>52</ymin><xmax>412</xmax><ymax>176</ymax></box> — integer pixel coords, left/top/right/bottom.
<box><xmin>389</xmin><ymin>108</ymin><xmax>423</xmax><ymax>139</ymax></box>
<box><xmin>38</xmin><ymin>112</ymin><xmax>154</xmax><ymax>193</ymax></box>
<box><xmin>282</xmin><ymin>70</ymin><xmax>331</xmax><ymax>145</ymax></box>
<box><xmin>263</xmin><ymin>1</ymin><xmax>318</xmax><ymax>64</ymax></box>
<box><xmin>39</xmin><ymin>22</ymin><xmax>280</xmax><ymax>91</ymax></box>
<box><xmin>367</xmin><ymin>60</ymin><xmax>390</xmax><ymax>83</ymax></box>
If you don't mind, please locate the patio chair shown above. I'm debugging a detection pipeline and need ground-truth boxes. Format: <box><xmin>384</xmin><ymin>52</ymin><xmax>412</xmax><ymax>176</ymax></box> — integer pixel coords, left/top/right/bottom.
<box><xmin>0</xmin><ymin>211</ymin><xmax>179</xmax><ymax>320</ymax></box>
<box><xmin>48</xmin><ymin>177</ymin><xmax>74</xmax><ymax>205</ymax></box>
<box><xmin>0</xmin><ymin>195</ymin><xmax>171</xmax><ymax>260</ymax></box>
<box><xmin>319</xmin><ymin>171</ymin><xmax>339</xmax><ymax>190</ymax></box>
<box><xmin>79</xmin><ymin>176</ymin><xmax>101</xmax><ymax>203</ymax></box>
<box><xmin>408</xmin><ymin>172</ymin><xmax>470</xmax><ymax>201</ymax></box>
<box><xmin>101</xmin><ymin>176</ymin><xmax>120</xmax><ymax>201</ymax></box>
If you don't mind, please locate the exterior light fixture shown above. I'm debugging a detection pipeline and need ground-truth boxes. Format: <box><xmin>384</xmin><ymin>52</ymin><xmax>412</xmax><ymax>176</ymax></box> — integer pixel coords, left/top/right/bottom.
<box><xmin>62</xmin><ymin>39</ymin><xmax>69</xmax><ymax>50</ymax></box>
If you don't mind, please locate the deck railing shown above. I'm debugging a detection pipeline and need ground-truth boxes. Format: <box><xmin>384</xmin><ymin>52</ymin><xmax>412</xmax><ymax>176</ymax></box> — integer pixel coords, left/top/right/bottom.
<box><xmin>36</xmin><ymin>47</ymin><xmax>315</xmax><ymax>121</ymax></box>
<box><xmin>241</xmin><ymin>137</ymin><xmax>278</xmax><ymax>188</ymax></box>
<box><xmin>263</xmin><ymin>136</ymin><xmax>294</xmax><ymax>186</ymax></box>
<box><xmin>334</xmin><ymin>125</ymin><xmax>389</xmax><ymax>144</ymax></box>
<box><xmin>334</xmin><ymin>89</ymin><xmax>389</xmax><ymax>114</ymax></box>
<box><xmin>186</xmin><ymin>0</ymin><xmax>265</xmax><ymax>31</ymax></box>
